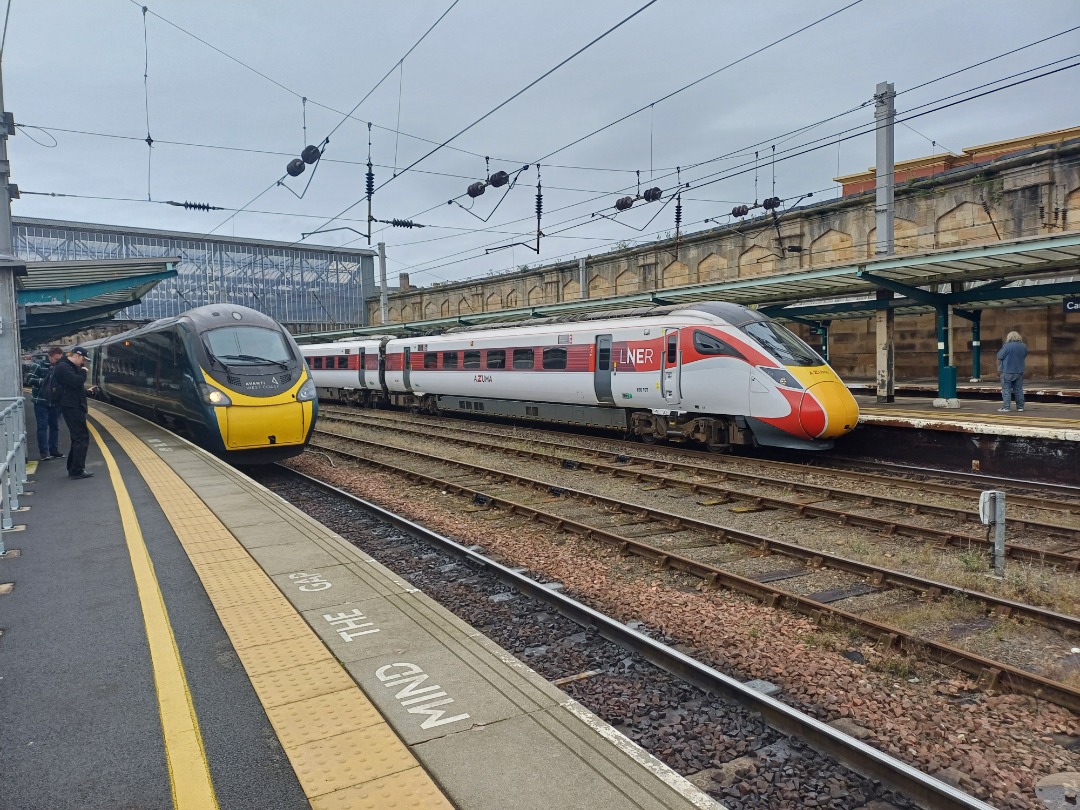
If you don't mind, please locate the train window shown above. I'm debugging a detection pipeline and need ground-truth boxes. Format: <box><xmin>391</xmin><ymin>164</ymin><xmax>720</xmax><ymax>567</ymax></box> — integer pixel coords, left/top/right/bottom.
<box><xmin>513</xmin><ymin>348</ymin><xmax>534</xmax><ymax>369</ymax></box>
<box><xmin>597</xmin><ymin>346</ymin><xmax>611</xmax><ymax>371</ymax></box>
<box><xmin>740</xmin><ymin>321</ymin><xmax>821</xmax><ymax>367</ymax></box>
<box><xmin>463</xmin><ymin>351</ymin><xmax>481</xmax><ymax>369</ymax></box>
<box><xmin>205</xmin><ymin>325</ymin><xmax>293</xmax><ymax>364</ymax></box>
<box><xmin>693</xmin><ymin>330</ymin><xmax>745</xmax><ymax>360</ymax></box>
<box><xmin>336</xmin><ymin>356</ymin><xmax>348</xmax><ymax>369</ymax></box>
<box><xmin>486</xmin><ymin>350</ymin><xmax>505</xmax><ymax>369</ymax></box>
<box><xmin>666</xmin><ymin>333</ymin><xmax>678</xmax><ymax>364</ymax></box>
<box><xmin>424</xmin><ymin>353</ymin><xmax>438</xmax><ymax>369</ymax></box>
<box><xmin>542</xmin><ymin>347</ymin><xmax>567</xmax><ymax>370</ymax></box>
<box><xmin>443</xmin><ymin>351</ymin><xmax>458</xmax><ymax>369</ymax></box>
<box><xmin>311</xmin><ymin>357</ymin><xmax>323</xmax><ymax>369</ymax></box>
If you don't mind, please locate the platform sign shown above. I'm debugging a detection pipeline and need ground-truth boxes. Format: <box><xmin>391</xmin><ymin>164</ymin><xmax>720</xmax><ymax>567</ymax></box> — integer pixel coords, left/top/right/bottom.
<box><xmin>1066</xmin><ymin>297</ymin><xmax>1080</xmax><ymax>314</ymax></box>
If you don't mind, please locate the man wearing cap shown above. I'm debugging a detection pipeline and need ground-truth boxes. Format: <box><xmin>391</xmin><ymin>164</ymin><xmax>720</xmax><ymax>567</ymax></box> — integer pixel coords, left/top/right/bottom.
<box><xmin>52</xmin><ymin>346</ymin><xmax>95</xmax><ymax>479</ymax></box>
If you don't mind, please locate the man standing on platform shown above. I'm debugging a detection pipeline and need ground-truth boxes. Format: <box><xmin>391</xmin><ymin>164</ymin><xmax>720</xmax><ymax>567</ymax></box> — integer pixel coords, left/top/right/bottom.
<box><xmin>996</xmin><ymin>331</ymin><xmax>1028</xmax><ymax>413</ymax></box>
<box><xmin>52</xmin><ymin>346</ymin><xmax>96</xmax><ymax>479</ymax></box>
<box><xmin>25</xmin><ymin>346</ymin><xmax>64</xmax><ymax>461</ymax></box>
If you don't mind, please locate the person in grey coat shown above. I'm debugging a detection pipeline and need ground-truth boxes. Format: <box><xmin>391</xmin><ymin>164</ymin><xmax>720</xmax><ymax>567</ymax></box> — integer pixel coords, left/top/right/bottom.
<box><xmin>996</xmin><ymin>331</ymin><xmax>1028</xmax><ymax>412</ymax></box>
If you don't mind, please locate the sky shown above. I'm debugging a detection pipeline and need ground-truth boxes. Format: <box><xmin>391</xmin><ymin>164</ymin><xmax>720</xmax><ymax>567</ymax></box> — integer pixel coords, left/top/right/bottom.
<box><xmin>5</xmin><ymin>1</ymin><xmax>1079</xmax><ymax>287</ymax></box>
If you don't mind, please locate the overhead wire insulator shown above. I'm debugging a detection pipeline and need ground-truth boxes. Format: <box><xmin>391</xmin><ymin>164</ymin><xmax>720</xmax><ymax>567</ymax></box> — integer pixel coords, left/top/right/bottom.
<box><xmin>731</xmin><ymin>204</ymin><xmax>750</xmax><ymax>217</ymax></box>
<box><xmin>286</xmin><ymin>159</ymin><xmax>305</xmax><ymax>177</ymax></box>
<box><xmin>301</xmin><ymin>144</ymin><xmax>322</xmax><ymax>164</ymax></box>
<box><xmin>642</xmin><ymin>187</ymin><xmax>662</xmax><ymax>203</ymax></box>
<box><xmin>390</xmin><ymin>219</ymin><xmax>422</xmax><ymax>229</ymax></box>
<box><xmin>614</xmin><ymin>196</ymin><xmax>635</xmax><ymax>211</ymax></box>
<box><xmin>487</xmin><ymin>170</ymin><xmax>509</xmax><ymax>188</ymax></box>
<box><xmin>762</xmin><ymin>196</ymin><xmax>781</xmax><ymax>210</ymax></box>
<box><xmin>164</xmin><ymin>200</ymin><xmax>224</xmax><ymax>211</ymax></box>
<box><xmin>674</xmin><ymin>195</ymin><xmax>683</xmax><ymax>230</ymax></box>
<box><xmin>467</xmin><ymin>181</ymin><xmax>486</xmax><ymax>198</ymax></box>
<box><xmin>365</xmin><ymin>164</ymin><xmax>375</xmax><ymax>198</ymax></box>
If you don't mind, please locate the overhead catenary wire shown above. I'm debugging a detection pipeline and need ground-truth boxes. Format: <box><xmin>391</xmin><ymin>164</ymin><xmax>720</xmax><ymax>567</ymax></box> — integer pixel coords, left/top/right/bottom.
<box><xmin>298</xmin><ymin>0</ymin><xmax>663</xmax><ymax>247</ymax></box>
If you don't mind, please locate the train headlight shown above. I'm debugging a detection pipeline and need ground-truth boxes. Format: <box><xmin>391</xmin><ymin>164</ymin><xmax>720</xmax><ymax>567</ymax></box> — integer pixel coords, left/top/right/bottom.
<box><xmin>199</xmin><ymin>384</ymin><xmax>232</xmax><ymax>406</ymax></box>
<box><xmin>295</xmin><ymin>378</ymin><xmax>317</xmax><ymax>401</ymax></box>
<box><xmin>758</xmin><ymin>366</ymin><xmax>804</xmax><ymax>390</ymax></box>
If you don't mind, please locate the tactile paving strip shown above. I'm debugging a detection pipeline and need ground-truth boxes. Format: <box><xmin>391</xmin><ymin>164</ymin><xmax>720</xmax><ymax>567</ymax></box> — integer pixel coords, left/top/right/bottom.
<box><xmin>90</xmin><ymin>409</ymin><xmax>452</xmax><ymax>807</ymax></box>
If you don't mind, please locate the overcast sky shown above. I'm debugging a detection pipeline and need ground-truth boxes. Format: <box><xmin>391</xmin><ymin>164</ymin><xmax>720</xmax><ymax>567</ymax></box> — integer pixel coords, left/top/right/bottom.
<box><xmin>5</xmin><ymin>1</ymin><xmax>1079</xmax><ymax>285</ymax></box>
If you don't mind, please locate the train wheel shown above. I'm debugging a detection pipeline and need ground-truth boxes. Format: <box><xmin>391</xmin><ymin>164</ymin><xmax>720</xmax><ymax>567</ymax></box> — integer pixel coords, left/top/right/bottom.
<box><xmin>639</xmin><ymin>432</ymin><xmax>659</xmax><ymax>445</ymax></box>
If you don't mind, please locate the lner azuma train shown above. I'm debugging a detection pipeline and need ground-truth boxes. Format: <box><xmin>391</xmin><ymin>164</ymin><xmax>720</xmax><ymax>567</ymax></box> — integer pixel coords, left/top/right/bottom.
<box><xmin>303</xmin><ymin>301</ymin><xmax>859</xmax><ymax>451</ymax></box>
<box><xmin>85</xmin><ymin>304</ymin><xmax>317</xmax><ymax>463</ymax></box>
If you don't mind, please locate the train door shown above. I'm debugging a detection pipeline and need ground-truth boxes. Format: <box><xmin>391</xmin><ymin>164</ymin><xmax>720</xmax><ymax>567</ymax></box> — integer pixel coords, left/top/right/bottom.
<box><xmin>402</xmin><ymin>348</ymin><xmax>412</xmax><ymax>391</ymax></box>
<box><xmin>662</xmin><ymin>328</ymin><xmax>681</xmax><ymax>405</ymax></box>
<box><xmin>594</xmin><ymin>334</ymin><xmax>614</xmax><ymax>403</ymax></box>
<box><xmin>358</xmin><ymin>349</ymin><xmax>366</xmax><ymax>388</ymax></box>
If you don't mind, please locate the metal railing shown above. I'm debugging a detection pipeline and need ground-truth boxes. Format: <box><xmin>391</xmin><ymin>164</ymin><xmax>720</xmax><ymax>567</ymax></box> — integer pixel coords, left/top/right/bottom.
<box><xmin>1</xmin><ymin>397</ymin><xmax>28</xmax><ymax>551</ymax></box>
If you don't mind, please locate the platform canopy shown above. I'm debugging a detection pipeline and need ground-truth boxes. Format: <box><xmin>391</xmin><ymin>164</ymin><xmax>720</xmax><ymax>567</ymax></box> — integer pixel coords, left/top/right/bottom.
<box><xmin>16</xmin><ymin>256</ymin><xmax>178</xmax><ymax>347</ymax></box>
<box><xmin>295</xmin><ymin>231</ymin><xmax>1080</xmax><ymax>342</ymax></box>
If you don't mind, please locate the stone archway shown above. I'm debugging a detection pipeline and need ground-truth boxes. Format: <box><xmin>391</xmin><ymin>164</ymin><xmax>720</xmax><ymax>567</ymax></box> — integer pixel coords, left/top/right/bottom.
<box><xmin>661</xmin><ymin>260</ymin><xmax>690</xmax><ymax>288</ymax></box>
<box><xmin>808</xmin><ymin>229</ymin><xmax>854</xmax><ymax>266</ymax></box>
<box><xmin>614</xmin><ymin>269</ymin><xmax>639</xmax><ymax>295</ymax></box>
<box><xmin>506</xmin><ymin>289</ymin><xmax>520</xmax><ymax>309</ymax></box>
<box><xmin>589</xmin><ymin>274</ymin><xmax>612</xmax><ymax>298</ymax></box>
<box><xmin>527</xmin><ymin>286</ymin><xmax>544</xmax><ymax>305</ymax></box>
<box><xmin>424</xmin><ymin>300</ymin><xmax>436</xmax><ymax>319</ymax></box>
<box><xmin>936</xmin><ymin>201</ymin><xmax>996</xmax><ymax>247</ymax></box>
<box><xmin>440</xmin><ymin>299</ymin><xmax>451</xmax><ymax>317</ymax></box>
<box><xmin>738</xmin><ymin>245</ymin><xmax>776</xmax><ymax>278</ymax></box>
<box><xmin>457</xmin><ymin>297</ymin><xmax>472</xmax><ymax>315</ymax></box>
<box><xmin>485</xmin><ymin>291</ymin><xmax>502</xmax><ymax>312</ymax></box>
<box><xmin>563</xmin><ymin>278</ymin><xmax>580</xmax><ymax>300</ymax></box>
<box><xmin>697</xmin><ymin>253</ymin><xmax>730</xmax><ymax>282</ymax></box>
<box><xmin>866</xmin><ymin>218</ymin><xmax>921</xmax><ymax>257</ymax></box>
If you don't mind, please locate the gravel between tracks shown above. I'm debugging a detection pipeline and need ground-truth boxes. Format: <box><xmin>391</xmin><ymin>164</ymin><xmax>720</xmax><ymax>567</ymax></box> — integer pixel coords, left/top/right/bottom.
<box><xmin>286</xmin><ymin>451</ymin><xmax>1080</xmax><ymax>810</ymax></box>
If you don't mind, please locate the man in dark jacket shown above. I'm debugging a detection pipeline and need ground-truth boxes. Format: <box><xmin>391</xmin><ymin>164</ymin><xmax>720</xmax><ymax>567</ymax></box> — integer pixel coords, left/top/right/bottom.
<box><xmin>25</xmin><ymin>346</ymin><xmax>64</xmax><ymax>461</ymax></box>
<box><xmin>996</xmin><ymin>331</ymin><xmax>1028</xmax><ymax>413</ymax></box>
<box><xmin>52</xmin><ymin>346</ymin><xmax>95</xmax><ymax>478</ymax></box>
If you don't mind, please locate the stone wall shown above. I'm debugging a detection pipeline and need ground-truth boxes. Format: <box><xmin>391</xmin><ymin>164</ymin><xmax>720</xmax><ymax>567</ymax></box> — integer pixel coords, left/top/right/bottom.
<box><xmin>375</xmin><ymin>139</ymin><xmax>1080</xmax><ymax>381</ymax></box>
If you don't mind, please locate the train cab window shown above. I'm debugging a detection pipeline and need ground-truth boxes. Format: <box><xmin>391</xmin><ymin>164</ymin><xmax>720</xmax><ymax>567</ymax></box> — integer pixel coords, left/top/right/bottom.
<box><xmin>463</xmin><ymin>351</ymin><xmax>481</xmax><ymax>369</ymax></box>
<box><xmin>597</xmin><ymin>346</ymin><xmax>611</xmax><ymax>371</ymax></box>
<box><xmin>486</xmin><ymin>350</ymin><xmax>505</xmax><ymax>369</ymax></box>
<box><xmin>693</xmin><ymin>330</ymin><xmax>745</xmax><ymax>360</ymax></box>
<box><xmin>666</xmin><ymin>333</ymin><xmax>678</xmax><ymax>364</ymax></box>
<box><xmin>204</xmin><ymin>325</ymin><xmax>294</xmax><ymax>365</ymax></box>
<box><xmin>336</xmin><ymin>356</ymin><xmax>348</xmax><ymax>369</ymax></box>
<box><xmin>513</xmin><ymin>348</ymin><xmax>534</xmax><ymax>369</ymax></box>
<box><xmin>740</xmin><ymin>321</ymin><xmax>820</xmax><ymax>366</ymax></box>
<box><xmin>542</xmin><ymin>347</ymin><xmax>567</xmax><ymax>370</ymax></box>
<box><xmin>443</xmin><ymin>351</ymin><xmax>458</xmax><ymax>369</ymax></box>
<box><xmin>424</xmin><ymin>352</ymin><xmax>438</xmax><ymax>369</ymax></box>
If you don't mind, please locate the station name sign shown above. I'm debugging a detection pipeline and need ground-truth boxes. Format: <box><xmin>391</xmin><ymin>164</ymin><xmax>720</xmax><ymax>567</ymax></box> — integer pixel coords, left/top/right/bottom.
<box><xmin>1066</xmin><ymin>296</ymin><xmax>1080</xmax><ymax>314</ymax></box>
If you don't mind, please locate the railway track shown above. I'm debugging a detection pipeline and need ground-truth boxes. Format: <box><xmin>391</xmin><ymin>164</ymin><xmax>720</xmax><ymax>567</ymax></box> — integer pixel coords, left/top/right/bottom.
<box><xmin>264</xmin><ymin>465</ymin><xmax>996</xmax><ymax>810</ymax></box>
<box><xmin>307</xmin><ymin>424</ymin><xmax>1080</xmax><ymax>712</ymax></box>
<box><xmin>319</xmin><ymin>407</ymin><xmax>1080</xmax><ymax>566</ymax></box>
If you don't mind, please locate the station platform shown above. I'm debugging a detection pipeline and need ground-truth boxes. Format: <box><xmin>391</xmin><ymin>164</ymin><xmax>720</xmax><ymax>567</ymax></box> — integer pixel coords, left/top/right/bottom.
<box><xmin>0</xmin><ymin>400</ymin><xmax>721</xmax><ymax>810</ymax></box>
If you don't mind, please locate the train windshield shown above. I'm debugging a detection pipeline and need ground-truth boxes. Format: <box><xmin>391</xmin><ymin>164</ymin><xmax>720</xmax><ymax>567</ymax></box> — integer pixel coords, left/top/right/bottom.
<box><xmin>739</xmin><ymin>321</ymin><xmax>822</xmax><ymax>367</ymax></box>
<box><xmin>204</xmin><ymin>326</ymin><xmax>294</xmax><ymax>366</ymax></box>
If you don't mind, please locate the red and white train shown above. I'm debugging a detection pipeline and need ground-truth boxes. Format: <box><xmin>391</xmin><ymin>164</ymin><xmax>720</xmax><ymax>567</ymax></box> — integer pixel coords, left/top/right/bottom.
<box><xmin>301</xmin><ymin>301</ymin><xmax>860</xmax><ymax>451</ymax></box>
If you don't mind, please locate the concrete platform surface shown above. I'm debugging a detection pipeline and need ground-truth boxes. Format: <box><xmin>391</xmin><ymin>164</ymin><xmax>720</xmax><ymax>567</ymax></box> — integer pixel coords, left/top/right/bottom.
<box><xmin>0</xmin><ymin>399</ymin><xmax>723</xmax><ymax>810</ymax></box>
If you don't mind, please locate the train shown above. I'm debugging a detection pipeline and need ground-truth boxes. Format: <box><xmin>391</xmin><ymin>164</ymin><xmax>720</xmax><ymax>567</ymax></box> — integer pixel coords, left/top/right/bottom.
<box><xmin>84</xmin><ymin>304</ymin><xmax>318</xmax><ymax>463</ymax></box>
<box><xmin>301</xmin><ymin>301</ymin><xmax>859</xmax><ymax>451</ymax></box>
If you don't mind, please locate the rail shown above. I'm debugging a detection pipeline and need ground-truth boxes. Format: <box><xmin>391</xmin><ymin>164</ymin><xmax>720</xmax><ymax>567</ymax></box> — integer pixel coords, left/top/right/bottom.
<box><xmin>0</xmin><ymin>397</ymin><xmax>29</xmax><ymax>551</ymax></box>
<box><xmin>283</xmin><ymin>466</ymin><xmax>997</xmax><ymax>810</ymax></box>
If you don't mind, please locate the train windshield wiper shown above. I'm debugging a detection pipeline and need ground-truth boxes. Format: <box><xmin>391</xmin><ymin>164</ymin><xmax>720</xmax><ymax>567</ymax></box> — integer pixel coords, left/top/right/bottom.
<box><xmin>202</xmin><ymin>340</ymin><xmax>229</xmax><ymax>370</ymax></box>
<box><xmin>219</xmin><ymin>353</ymin><xmax>289</xmax><ymax>369</ymax></box>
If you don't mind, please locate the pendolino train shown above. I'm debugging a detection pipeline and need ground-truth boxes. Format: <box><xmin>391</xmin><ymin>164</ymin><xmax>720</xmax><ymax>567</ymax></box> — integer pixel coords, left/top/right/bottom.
<box><xmin>302</xmin><ymin>301</ymin><xmax>859</xmax><ymax>451</ymax></box>
<box><xmin>84</xmin><ymin>304</ymin><xmax>317</xmax><ymax>463</ymax></box>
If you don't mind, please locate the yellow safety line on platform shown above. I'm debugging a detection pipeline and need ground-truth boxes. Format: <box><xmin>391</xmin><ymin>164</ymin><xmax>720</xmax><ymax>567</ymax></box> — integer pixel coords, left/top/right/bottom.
<box><xmin>86</xmin><ymin>422</ymin><xmax>219</xmax><ymax>810</ymax></box>
<box><xmin>89</xmin><ymin>409</ymin><xmax>453</xmax><ymax>810</ymax></box>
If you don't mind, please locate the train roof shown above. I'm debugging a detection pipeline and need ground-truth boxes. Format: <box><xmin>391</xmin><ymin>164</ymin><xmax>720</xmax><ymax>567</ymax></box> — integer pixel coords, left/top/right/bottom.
<box><xmin>88</xmin><ymin>304</ymin><xmax>289</xmax><ymax>347</ymax></box>
<box><xmin>442</xmin><ymin>301</ymin><xmax>768</xmax><ymax>334</ymax></box>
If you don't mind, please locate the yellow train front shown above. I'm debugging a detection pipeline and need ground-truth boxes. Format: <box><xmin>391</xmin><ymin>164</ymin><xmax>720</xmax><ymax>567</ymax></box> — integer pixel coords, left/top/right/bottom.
<box><xmin>87</xmin><ymin>304</ymin><xmax>317</xmax><ymax>464</ymax></box>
